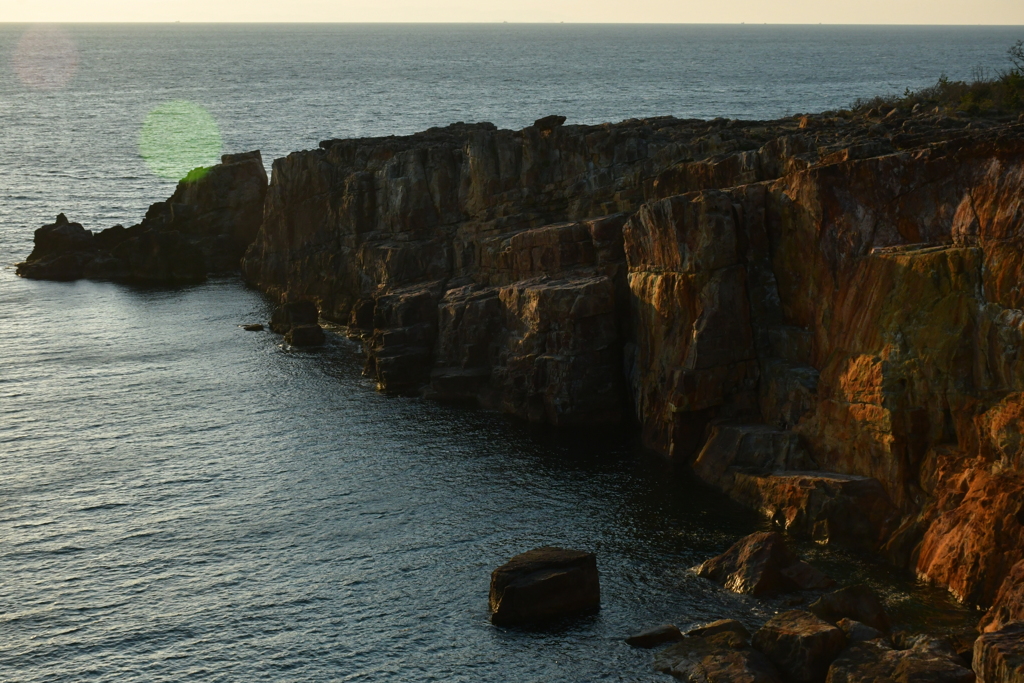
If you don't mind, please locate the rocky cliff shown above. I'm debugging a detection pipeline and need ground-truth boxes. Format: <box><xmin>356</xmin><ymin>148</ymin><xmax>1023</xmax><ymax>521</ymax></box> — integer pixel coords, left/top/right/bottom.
<box><xmin>17</xmin><ymin>150</ymin><xmax>267</xmax><ymax>283</ymax></box>
<box><xmin>240</xmin><ymin>111</ymin><xmax>1023</xmax><ymax>630</ymax></box>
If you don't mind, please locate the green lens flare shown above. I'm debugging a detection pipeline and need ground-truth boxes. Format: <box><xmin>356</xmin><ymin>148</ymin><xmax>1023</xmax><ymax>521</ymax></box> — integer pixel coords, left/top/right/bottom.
<box><xmin>139</xmin><ymin>101</ymin><xmax>222</xmax><ymax>180</ymax></box>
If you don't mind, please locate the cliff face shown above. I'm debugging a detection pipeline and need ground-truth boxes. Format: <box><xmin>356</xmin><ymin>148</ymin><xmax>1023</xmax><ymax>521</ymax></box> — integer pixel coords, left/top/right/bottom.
<box><xmin>242</xmin><ymin>112</ymin><xmax>1024</xmax><ymax>626</ymax></box>
<box><xmin>17</xmin><ymin>151</ymin><xmax>267</xmax><ymax>283</ymax></box>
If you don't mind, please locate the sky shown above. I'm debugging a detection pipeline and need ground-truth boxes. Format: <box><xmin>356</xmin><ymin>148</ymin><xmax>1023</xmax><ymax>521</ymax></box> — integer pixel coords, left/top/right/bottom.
<box><xmin>1</xmin><ymin>0</ymin><xmax>1023</xmax><ymax>25</ymax></box>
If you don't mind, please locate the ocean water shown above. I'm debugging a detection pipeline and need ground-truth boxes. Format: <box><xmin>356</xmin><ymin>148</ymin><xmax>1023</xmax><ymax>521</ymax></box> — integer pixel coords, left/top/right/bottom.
<box><xmin>0</xmin><ymin>24</ymin><xmax>1007</xmax><ymax>682</ymax></box>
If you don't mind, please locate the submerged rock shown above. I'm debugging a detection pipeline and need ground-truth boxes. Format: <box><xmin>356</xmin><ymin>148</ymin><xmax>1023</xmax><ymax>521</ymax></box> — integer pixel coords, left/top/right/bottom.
<box><xmin>488</xmin><ymin>547</ymin><xmax>599</xmax><ymax>626</ymax></box>
<box><xmin>688</xmin><ymin>619</ymin><xmax>752</xmax><ymax>640</ymax></box>
<box><xmin>626</xmin><ymin>623</ymin><xmax>684</xmax><ymax>648</ymax></box>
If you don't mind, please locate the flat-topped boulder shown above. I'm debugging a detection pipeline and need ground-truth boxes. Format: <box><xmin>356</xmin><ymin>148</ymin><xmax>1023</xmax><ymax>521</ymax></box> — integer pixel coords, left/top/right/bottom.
<box><xmin>488</xmin><ymin>546</ymin><xmax>599</xmax><ymax>626</ymax></box>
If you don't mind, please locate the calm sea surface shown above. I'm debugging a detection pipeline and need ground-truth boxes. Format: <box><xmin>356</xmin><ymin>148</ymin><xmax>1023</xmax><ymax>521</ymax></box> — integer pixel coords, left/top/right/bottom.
<box><xmin>1</xmin><ymin>24</ymin><xmax>1012</xmax><ymax>682</ymax></box>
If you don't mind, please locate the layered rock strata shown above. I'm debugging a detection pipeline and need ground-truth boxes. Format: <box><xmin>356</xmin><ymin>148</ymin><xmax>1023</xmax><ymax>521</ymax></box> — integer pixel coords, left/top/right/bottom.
<box><xmin>17</xmin><ymin>151</ymin><xmax>267</xmax><ymax>283</ymax></box>
<box><xmin>236</xmin><ymin>112</ymin><xmax>1024</xmax><ymax>625</ymax></box>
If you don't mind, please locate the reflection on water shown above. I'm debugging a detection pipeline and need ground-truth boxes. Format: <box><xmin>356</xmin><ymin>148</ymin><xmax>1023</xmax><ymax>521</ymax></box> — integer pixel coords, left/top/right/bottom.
<box><xmin>12</xmin><ymin>25</ymin><xmax>79</xmax><ymax>90</ymax></box>
<box><xmin>0</xmin><ymin>276</ymin><xmax>977</xmax><ymax>682</ymax></box>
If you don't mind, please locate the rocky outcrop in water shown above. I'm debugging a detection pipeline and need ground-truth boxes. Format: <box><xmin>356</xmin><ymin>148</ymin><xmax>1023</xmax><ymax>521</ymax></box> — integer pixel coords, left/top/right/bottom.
<box><xmin>17</xmin><ymin>151</ymin><xmax>267</xmax><ymax>283</ymax></box>
<box><xmin>235</xmin><ymin>110</ymin><xmax>1024</xmax><ymax>629</ymax></box>
<box><xmin>696</xmin><ymin>531</ymin><xmax>836</xmax><ymax>597</ymax></box>
<box><xmin>489</xmin><ymin>546</ymin><xmax>600</xmax><ymax>626</ymax></box>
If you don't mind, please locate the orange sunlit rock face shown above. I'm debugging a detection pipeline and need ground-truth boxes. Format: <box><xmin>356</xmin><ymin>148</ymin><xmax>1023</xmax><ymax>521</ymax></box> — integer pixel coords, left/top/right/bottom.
<box><xmin>240</xmin><ymin>111</ymin><xmax>1024</xmax><ymax>623</ymax></box>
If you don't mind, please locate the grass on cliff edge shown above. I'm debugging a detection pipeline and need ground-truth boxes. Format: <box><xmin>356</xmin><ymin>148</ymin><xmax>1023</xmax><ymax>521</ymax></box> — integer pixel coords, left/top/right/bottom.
<box><xmin>853</xmin><ymin>40</ymin><xmax>1024</xmax><ymax>118</ymax></box>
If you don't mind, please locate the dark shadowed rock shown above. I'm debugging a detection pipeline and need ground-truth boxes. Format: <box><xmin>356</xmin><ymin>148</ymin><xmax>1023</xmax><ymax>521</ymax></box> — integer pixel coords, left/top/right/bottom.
<box><xmin>534</xmin><ymin>114</ymin><xmax>567</xmax><ymax>130</ymax></box>
<box><xmin>655</xmin><ymin>629</ymin><xmax>783</xmax><ymax>682</ymax></box>
<box><xmin>16</xmin><ymin>214</ymin><xmax>94</xmax><ymax>280</ymax></box>
<box><xmin>285</xmin><ymin>324</ymin><xmax>326</xmax><ymax>347</ymax></box>
<box><xmin>809</xmin><ymin>585</ymin><xmax>891</xmax><ymax>632</ymax></box>
<box><xmin>626</xmin><ymin>623</ymin><xmax>684</xmax><ymax>648</ymax></box>
<box><xmin>782</xmin><ymin>561</ymin><xmax>838</xmax><ymax>591</ymax></box>
<box><xmin>695</xmin><ymin>531</ymin><xmax>799</xmax><ymax>596</ymax></box>
<box><xmin>270</xmin><ymin>300</ymin><xmax>320</xmax><ymax>334</ymax></box>
<box><xmin>27</xmin><ymin>213</ymin><xmax>93</xmax><ymax>258</ymax></box>
<box><xmin>836</xmin><ymin>618</ymin><xmax>884</xmax><ymax>644</ymax></box>
<box><xmin>974</xmin><ymin>621</ymin><xmax>1024</xmax><ymax>683</ymax></box>
<box><xmin>112</xmin><ymin>229</ymin><xmax>207</xmax><ymax>283</ymax></box>
<box><xmin>242</xmin><ymin>324</ymin><xmax>264</xmax><ymax>331</ymax></box>
<box><xmin>827</xmin><ymin>635</ymin><xmax>975</xmax><ymax>683</ymax></box>
<box><xmin>688</xmin><ymin>619</ymin><xmax>752</xmax><ymax>640</ymax></box>
<box><xmin>17</xmin><ymin>151</ymin><xmax>267</xmax><ymax>284</ymax></box>
<box><xmin>753</xmin><ymin>610</ymin><xmax>846</xmax><ymax>683</ymax></box>
<box><xmin>825</xmin><ymin>641</ymin><xmax>896</xmax><ymax>683</ymax></box>
<box><xmin>489</xmin><ymin>547</ymin><xmax>599</xmax><ymax>626</ymax></box>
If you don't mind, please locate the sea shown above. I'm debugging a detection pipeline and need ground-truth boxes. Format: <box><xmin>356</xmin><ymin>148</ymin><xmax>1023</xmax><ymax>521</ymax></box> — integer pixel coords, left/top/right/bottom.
<box><xmin>1</xmin><ymin>24</ymin><xmax>1017</xmax><ymax>682</ymax></box>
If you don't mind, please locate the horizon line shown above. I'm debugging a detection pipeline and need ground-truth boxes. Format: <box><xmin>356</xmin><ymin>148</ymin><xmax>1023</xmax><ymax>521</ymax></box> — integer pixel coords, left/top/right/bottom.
<box><xmin>1</xmin><ymin>21</ymin><xmax>1023</xmax><ymax>27</ymax></box>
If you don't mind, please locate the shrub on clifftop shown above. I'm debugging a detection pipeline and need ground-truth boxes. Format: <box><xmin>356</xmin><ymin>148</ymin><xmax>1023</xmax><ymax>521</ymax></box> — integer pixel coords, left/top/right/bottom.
<box><xmin>854</xmin><ymin>40</ymin><xmax>1024</xmax><ymax>117</ymax></box>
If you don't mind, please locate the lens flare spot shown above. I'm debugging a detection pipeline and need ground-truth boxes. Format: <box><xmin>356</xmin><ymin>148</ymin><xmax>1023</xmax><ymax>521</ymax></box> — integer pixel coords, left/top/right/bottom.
<box><xmin>139</xmin><ymin>101</ymin><xmax>223</xmax><ymax>181</ymax></box>
<box><xmin>13</xmin><ymin>26</ymin><xmax>79</xmax><ymax>90</ymax></box>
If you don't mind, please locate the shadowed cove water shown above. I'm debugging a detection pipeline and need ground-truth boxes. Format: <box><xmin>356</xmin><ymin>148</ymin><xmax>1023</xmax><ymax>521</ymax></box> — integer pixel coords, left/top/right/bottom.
<box><xmin>1</xmin><ymin>24</ymin><xmax>1006</xmax><ymax>682</ymax></box>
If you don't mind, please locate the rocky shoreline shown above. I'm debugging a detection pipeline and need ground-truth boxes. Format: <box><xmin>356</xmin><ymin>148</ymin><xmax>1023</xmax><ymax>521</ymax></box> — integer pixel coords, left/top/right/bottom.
<box><xmin>18</xmin><ymin>106</ymin><xmax>1024</xmax><ymax>681</ymax></box>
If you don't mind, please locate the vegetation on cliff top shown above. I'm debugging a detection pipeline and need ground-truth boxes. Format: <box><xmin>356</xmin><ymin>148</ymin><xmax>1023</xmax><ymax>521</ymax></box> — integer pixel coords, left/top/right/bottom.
<box><xmin>854</xmin><ymin>40</ymin><xmax>1024</xmax><ymax>117</ymax></box>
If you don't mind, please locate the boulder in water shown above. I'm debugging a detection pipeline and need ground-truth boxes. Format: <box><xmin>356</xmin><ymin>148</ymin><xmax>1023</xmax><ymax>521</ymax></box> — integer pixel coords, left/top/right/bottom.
<box><xmin>625</xmin><ymin>623</ymin><xmax>684</xmax><ymax>648</ymax></box>
<box><xmin>696</xmin><ymin>531</ymin><xmax>799</xmax><ymax>597</ymax></box>
<box><xmin>488</xmin><ymin>546</ymin><xmax>600</xmax><ymax>626</ymax></box>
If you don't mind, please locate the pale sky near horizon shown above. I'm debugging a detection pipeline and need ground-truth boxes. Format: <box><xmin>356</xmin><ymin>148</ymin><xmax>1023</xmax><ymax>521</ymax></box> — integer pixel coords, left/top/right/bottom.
<box><xmin>1</xmin><ymin>0</ymin><xmax>1023</xmax><ymax>25</ymax></box>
